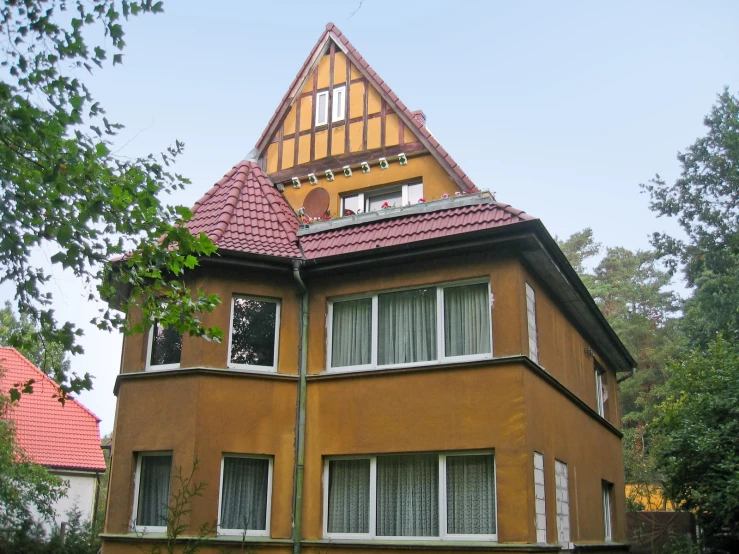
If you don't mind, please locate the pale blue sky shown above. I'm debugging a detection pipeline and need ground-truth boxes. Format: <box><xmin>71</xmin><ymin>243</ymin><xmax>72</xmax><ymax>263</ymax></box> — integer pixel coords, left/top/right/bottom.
<box><xmin>3</xmin><ymin>1</ymin><xmax>738</xmax><ymax>433</ymax></box>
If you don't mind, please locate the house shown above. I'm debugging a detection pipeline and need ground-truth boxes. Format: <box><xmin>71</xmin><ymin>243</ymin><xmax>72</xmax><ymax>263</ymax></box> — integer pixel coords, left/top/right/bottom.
<box><xmin>101</xmin><ymin>23</ymin><xmax>633</xmax><ymax>554</ymax></box>
<box><xmin>0</xmin><ymin>347</ymin><xmax>107</xmax><ymax>530</ymax></box>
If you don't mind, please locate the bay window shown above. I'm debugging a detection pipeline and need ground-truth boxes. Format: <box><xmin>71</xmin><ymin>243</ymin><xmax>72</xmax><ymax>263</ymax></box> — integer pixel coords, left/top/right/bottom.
<box><xmin>147</xmin><ymin>322</ymin><xmax>182</xmax><ymax>370</ymax></box>
<box><xmin>133</xmin><ymin>453</ymin><xmax>172</xmax><ymax>532</ymax></box>
<box><xmin>228</xmin><ymin>296</ymin><xmax>280</xmax><ymax>371</ymax></box>
<box><xmin>323</xmin><ymin>452</ymin><xmax>497</xmax><ymax>540</ymax></box>
<box><xmin>218</xmin><ymin>455</ymin><xmax>272</xmax><ymax>535</ymax></box>
<box><xmin>328</xmin><ymin>281</ymin><xmax>492</xmax><ymax>371</ymax></box>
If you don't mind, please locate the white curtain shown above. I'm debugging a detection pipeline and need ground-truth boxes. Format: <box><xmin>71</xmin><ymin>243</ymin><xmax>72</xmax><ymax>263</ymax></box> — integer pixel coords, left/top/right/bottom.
<box><xmin>378</xmin><ymin>289</ymin><xmax>437</xmax><ymax>365</ymax></box>
<box><xmin>327</xmin><ymin>459</ymin><xmax>371</xmax><ymax>533</ymax></box>
<box><xmin>444</xmin><ymin>284</ymin><xmax>490</xmax><ymax>357</ymax></box>
<box><xmin>332</xmin><ymin>299</ymin><xmax>372</xmax><ymax>367</ymax></box>
<box><xmin>220</xmin><ymin>457</ymin><xmax>269</xmax><ymax>530</ymax></box>
<box><xmin>376</xmin><ymin>454</ymin><xmax>439</xmax><ymax>537</ymax></box>
<box><xmin>137</xmin><ymin>455</ymin><xmax>172</xmax><ymax>527</ymax></box>
<box><xmin>446</xmin><ymin>455</ymin><xmax>495</xmax><ymax>535</ymax></box>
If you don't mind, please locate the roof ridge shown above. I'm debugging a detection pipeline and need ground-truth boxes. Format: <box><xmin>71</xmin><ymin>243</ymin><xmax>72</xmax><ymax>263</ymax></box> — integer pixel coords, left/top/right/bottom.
<box><xmin>0</xmin><ymin>347</ymin><xmax>101</xmax><ymax>423</ymax></box>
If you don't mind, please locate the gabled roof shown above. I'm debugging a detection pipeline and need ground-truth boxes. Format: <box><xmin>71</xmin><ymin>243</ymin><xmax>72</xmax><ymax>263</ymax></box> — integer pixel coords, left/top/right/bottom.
<box><xmin>187</xmin><ymin>160</ymin><xmax>302</xmax><ymax>258</ymax></box>
<box><xmin>0</xmin><ymin>348</ymin><xmax>107</xmax><ymax>472</ymax></box>
<box><xmin>255</xmin><ymin>22</ymin><xmax>479</xmax><ymax>193</ymax></box>
<box><xmin>300</xmin><ymin>195</ymin><xmax>532</xmax><ymax>259</ymax></box>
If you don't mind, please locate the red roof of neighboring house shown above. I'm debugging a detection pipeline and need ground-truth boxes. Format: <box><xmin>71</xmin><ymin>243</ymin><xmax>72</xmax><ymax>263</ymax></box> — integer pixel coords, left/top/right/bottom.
<box><xmin>255</xmin><ymin>23</ymin><xmax>478</xmax><ymax>193</ymax></box>
<box><xmin>187</xmin><ymin>160</ymin><xmax>302</xmax><ymax>258</ymax></box>
<box><xmin>0</xmin><ymin>348</ymin><xmax>107</xmax><ymax>472</ymax></box>
<box><xmin>300</xmin><ymin>200</ymin><xmax>532</xmax><ymax>259</ymax></box>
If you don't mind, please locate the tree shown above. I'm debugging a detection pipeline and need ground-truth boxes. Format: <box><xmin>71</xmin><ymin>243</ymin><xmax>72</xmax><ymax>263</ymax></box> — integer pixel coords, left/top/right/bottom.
<box><xmin>0</xmin><ymin>386</ymin><xmax>67</xmax><ymax>534</ymax></box>
<box><xmin>654</xmin><ymin>336</ymin><xmax>739</xmax><ymax>552</ymax></box>
<box><xmin>642</xmin><ymin>88</ymin><xmax>739</xmax><ymax>347</ymax></box>
<box><xmin>0</xmin><ymin>1</ymin><xmax>222</xmax><ymax>400</ymax></box>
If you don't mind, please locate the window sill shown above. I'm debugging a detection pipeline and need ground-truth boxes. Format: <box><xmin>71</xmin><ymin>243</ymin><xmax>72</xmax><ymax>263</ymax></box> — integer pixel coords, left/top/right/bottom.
<box><xmin>304</xmin><ymin>539</ymin><xmax>562</xmax><ymax>551</ymax></box>
<box><xmin>100</xmin><ymin>533</ymin><xmax>292</xmax><ymax>546</ymax></box>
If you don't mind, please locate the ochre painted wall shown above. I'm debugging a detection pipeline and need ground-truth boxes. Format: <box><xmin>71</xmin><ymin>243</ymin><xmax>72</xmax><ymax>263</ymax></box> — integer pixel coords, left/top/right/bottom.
<box><xmin>281</xmin><ymin>153</ymin><xmax>461</xmax><ymax>220</ymax></box>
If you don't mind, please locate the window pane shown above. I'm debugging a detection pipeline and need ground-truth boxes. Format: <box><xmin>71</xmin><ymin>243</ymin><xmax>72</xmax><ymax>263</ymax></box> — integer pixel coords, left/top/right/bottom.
<box><xmin>331</xmin><ymin>298</ymin><xmax>372</xmax><ymax>368</ymax></box>
<box><xmin>377</xmin><ymin>454</ymin><xmax>438</xmax><ymax>537</ymax></box>
<box><xmin>221</xmin><ymin>457</ymin><xmax>269</xmax><ymax>530</ymax></box>
<box><xmin>342</xmin><ymin>194</ymin><xmax>361</xmax><ymax>215</ymax></box>
<box><xmin>230</xmin><ymin>298</ymin><xmax>277</xmax><ymax>367</ymax></box>
<box><xmin>367</xmin><ymin>190</ymin><xmax>402</xmax><ymax>212</ymax></box>
<box><xmin>407</xmin><ymin>182</ymin><xmax>424</xmax><ymax>204</ymax></box>
<box><xmin>327</xmin><ymin>459</ymin><xmax>370</xmax><ymax>533</ymax></box>
<box><xmin>526</xmin><ymin>283</ymin><xmax>538</xmax><ymax>363</ymax></box>
<box><xmin>150</xmin><ymin>323</ymin><xmax>182</xmax><ymax>366</ymax></box>
<box><xmin>317</xmin><ymin>93</ymin><xmax>328</xmax><ymax>125</ymax></box>
<box><xmin>555</xmin><ymin>460</ymin><xmax>570</xmax><ymax>544</ymax></box>
<box><xmin>333</xmin><ymin>87</ymin><xmax>345</xmax><ymax>121</ymax></box>
<box><xmin>446</xmin><ymin>454</ymin><xmax>495</xmax><ymax>535</ymax></box>
<box><xmin>378</xmin><ymin>288</ymin><xmax>437</xmax><ymax>365</ymax></box>
<box><xmin>444</xmin><ymin>283</ymin><xmax>491</xmax><ymax>357</ymax></box>
<box><xmin>137</xmin><ymin>455</ymin><xmax>172</xmax><ymax>528</ymax></box>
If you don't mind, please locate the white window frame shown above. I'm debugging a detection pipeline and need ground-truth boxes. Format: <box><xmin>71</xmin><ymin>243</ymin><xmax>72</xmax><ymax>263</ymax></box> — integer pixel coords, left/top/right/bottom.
<box><xmin>603</xmin><ymin>481</ymin><xmax>613</xmax><ymax>542</ymax></box>
<box><xmin>322</xmin><ymin>451</ymin><xmax>497</xmax><ymax>542</ymax></box>
<box><xmin>132</xmin><ymin>451</ymin><xmax>172</xmax><ymax>534</ymax></box>
<box><xmin>145</xmin><ymin>323</ymin><xmax>181</xmax><ymax>372</ymax></box>
<box><xmin>332</xmin><ymin>85</ymin><xmax>346</xmax><ymax>122</ymax></box>
<box><xmin>533</xmin><ymin>452</ymin><xmax>547</xmax><ymax>544</ymax></box>
<box><xmin>341</xmin><ymin>181</ymin><xmax>424</xmax><ymax>214</ymax></box>
<box><xmin>316</xmin><ymin>90</ymin><xmax>329</xmax><ymax>126</ymax></box>
<box><xmin>227</xmin><ymin>295</ymin><xmax>281</xmax><ymax>372</ymax></box>
<box><xmin>555</xmin><ymin>459</ymin><xmax>572</xmax><ymax>549</ymax></box>
<box><xmin>217</xmin><ymin>454</ymin><xmax>273</xmax><ymax>537</ymax></box>
<box><xmin>525</xmin><ymin>283</ymin><xmax>539</xmax><ymax>364</ymax></box>
<box><xmin>595</xmin><ymin>367</ymin><xmax>605</xmax><ymax>417</ymax></box>
<box><xmin>326</xmin><ymin>279</ymin><xmax>494</xmax><ymax>373</ymax></box>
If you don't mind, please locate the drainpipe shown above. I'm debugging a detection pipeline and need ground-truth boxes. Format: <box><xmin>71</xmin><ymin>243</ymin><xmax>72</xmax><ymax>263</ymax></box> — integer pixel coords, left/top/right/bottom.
<box><xmin>291</xmin><ymin>260</ymin><xmax>309</xmax><ymax>554</ymax></box>
<box><xmin>617</xmin><ymin>367</ymin><xmax>635</xmax><ymax>384</ymax></box>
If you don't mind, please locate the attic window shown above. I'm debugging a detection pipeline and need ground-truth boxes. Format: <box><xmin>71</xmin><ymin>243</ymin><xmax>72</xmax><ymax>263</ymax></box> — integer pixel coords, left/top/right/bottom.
<box><xmin>341</xmin><ymin>182</ymin><xmax>423</xmax><ymax>215</ymax></box>
<box><xmin>316</xmin><ymin>91</ymin><xmax>329</xmax><ymax>126</ymax></box>
<box><xmin>332</xmin><ymin>85</ymin><xmax>346</xmax><ymax>122</ymax></box>
<box><xmin>315</xmin><ymin>86</ymin><xmax>346</xmax><ymax>127</ymax></box>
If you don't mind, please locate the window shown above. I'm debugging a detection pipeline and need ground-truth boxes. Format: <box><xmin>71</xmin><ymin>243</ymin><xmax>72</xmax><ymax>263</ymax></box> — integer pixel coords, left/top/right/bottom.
<box><xmin>555</xmin><ymin>460</ymin><xmax>571</xmax><ymax>547</ymax></box>
<box><xmin>603</xmin><ymin>481</ymin><xmax>614</xmax><ymax>541</ymax></box>
<box><xmin>595</xmin><ymin>362</ymin><xmax>607</xmax><ymax>417</ymax></box>
<box><xmin>133</xmin><ymin>453</ymin><xmax>172</xmax><ymax>532</ymax></box>
<box><xmin>534</xmin><ymin>453</ymin><xmax>547</xmax><ymax>544</ymax></box>
<box><xmin>147</xmin><ymin>322</ymin><xmax>182</xmax><ymax>370</ymax></box>
<box><xmin>228</xmin><ymin>296</ymin><xmax>280</xmax><ymax>371</ymax></box>
<box><xmin>316</xmin><ymin>90</ymin><xmax>329</xmax><ymax>126</ymax></box>
<box><xmin>328</xmin><ymin>281</ymin><xmax>492</xmax><ymax>371</ymax></box>
<box><xmin>341</xmin><ymin>182</ymin><xmax>424</xmax><ymax>215</ymax></box>
<box><xmin>218</xmin><ymin>455</ymin><xmax>272</xmax><ymax>535</ymax></box>
<box><xmin>332</xmin><ymin>85</ymin><xmax>346</xmax><ymax>122</ymax></box>
<box><xmin>323</xmin><ymin>452</ymin><xmax>496</xmax><ymax>540</ymax></box>
<box><xmin>525</xmin><ymin>283</ymin><xmax>539</xmax><ymax>364</ymax></box>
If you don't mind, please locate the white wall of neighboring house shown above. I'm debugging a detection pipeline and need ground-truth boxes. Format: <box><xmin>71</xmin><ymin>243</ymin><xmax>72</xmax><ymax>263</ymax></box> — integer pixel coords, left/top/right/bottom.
<box><xmin>32</xmin><ymin>471</ymin><xmax>98</xmax><ymax>532</ymax></box>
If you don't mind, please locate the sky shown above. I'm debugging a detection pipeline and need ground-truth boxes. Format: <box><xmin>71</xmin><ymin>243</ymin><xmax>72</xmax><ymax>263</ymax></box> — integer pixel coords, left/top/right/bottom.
<box><xmin>2</xmin><ymin>0</ymin><xmax>738</xmax><ymax>435</ymax></box>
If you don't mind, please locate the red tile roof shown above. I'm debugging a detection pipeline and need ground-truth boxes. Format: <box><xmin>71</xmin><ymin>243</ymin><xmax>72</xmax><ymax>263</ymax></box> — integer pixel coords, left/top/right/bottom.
<box><xmin>300</xmin><ymin>200</ymin><xmax>532</xmax><ymax>259</ymax></box>
<box><xmin>255</xmin><ymin>23</ymin><xmax>479</xmax><ymax>193</ymax></box>
<box><xmin>0</xmin><ymin>348</ymin><xmax>107</xmax><ymax>472</ymax></box>
<box><xmin>187</xmin><ymin>160</ymin><xmax>301</xmax><ymax>258</ymax></box>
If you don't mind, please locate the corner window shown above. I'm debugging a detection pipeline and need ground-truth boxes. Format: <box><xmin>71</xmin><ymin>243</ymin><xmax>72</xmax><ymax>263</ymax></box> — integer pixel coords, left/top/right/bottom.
<box><xmin>525</xmin><ymin>283</ymin><xmax>539</xmax><ymax>364</ymax></box>
<box><xmin>133</xmin><ymin>453</ymin><xmax>172</xmax><ymax>532</ymax></box>
<box><xmin>323</xmin><ymin>452</ymin><xmax>496</xmax><ymax>540</ymax></box>
<box><xmin>228</xmin><ymin>296</ymin><xmax>280</xmax><ymax>371</ymax></box>
<box><xmin>218</xmin><ymin>455</ymin><xmax>272</xmax><ymax>536</ymax></box>
<box><xmin>332</xmin><ymin>85</ymin><xmax>346</xmax><ymax>122</ymax></box>
<box><xmin>534</xmin><ymin>452</ymin><xmax>547</xmax><ymax>544</ymax></box>
<box><xmin>555</xmin><ymin>460</ymin><xmax>571</xmax><ymax>547</ymax></box>
<box><xmin>603</xmin><ymin>481</ymin><xmax>614</xmax><ymax>541</ymax></box>
<box><xmin>341</xmin><ymin>182</ymin><xmax>424</xmax><ymax>215</ymax></box>
<box><xmin>147</xmin><ymin>322</ymin><xmax>182</xmax><ymax>370</ymax></box>
<box><xmin>328</xmin><ymin>281</ymin><xmax>492</xmax><ymax>372</ymax></box>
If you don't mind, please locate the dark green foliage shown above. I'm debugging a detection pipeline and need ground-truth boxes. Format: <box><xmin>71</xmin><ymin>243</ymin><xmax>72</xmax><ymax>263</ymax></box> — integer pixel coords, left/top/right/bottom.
<box><xmin>0</xmin><ymin>506</ymin><xmax>100</xmax><ymax>554</ymax></box>
<box><xmin>0</xmin><ymin>0</ymin><xmax>222</xmax><ymax>401</ymax></box>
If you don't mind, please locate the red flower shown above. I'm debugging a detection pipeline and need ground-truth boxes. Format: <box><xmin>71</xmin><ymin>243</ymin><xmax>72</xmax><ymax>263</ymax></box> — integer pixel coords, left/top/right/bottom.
<box><xmin>381</xmin><ymin>201</ymin><xmax>390</xmax><ymax>209</ymax></box>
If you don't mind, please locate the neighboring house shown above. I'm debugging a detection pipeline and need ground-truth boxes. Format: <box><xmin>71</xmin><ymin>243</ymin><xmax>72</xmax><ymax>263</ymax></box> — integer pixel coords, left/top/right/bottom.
<box><xmin>102</xmin><ymin>23</ymin><xmax>634</xmax><ymax>553</ymax></box>
<box><xmin>0</xmin><ymin>347</ymin><xmax>107</xmax><ymax>530</ymax></box>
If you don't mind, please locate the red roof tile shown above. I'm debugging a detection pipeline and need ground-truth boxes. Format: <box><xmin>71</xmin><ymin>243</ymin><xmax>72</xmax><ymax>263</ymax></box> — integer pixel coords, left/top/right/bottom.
<box><xmin>0</xmin><ymin>348</ymin><xmax>106</xmax><ymax>472</ymax></box>
<box><xmin>300</xmin><ymin>201</ymin><xmax>533</xmax><ymax>259</ymax></box>
<box><xmin>187</xmin><ymin>160</ymin><xmax>302</xmax><ymax>258</ymax></box>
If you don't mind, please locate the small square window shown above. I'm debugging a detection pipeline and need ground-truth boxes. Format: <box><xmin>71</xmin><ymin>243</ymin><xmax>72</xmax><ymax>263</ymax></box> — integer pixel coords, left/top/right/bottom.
<box><xmin>133</xmin><ymin>453</ymin><xmax>172</xmax><ymax>532</ymax></box>
<box><xmin>229</xmin><ymin>296</ymin><xmax>280</xmax><ymax>371</ymax></box>
<box><xmin>219</xmin><ymin>456</ymin><xmax>272</xmax><ymax>535</ymax></box>
<box><xmin>147</xmin><ymin>322</ymin><xmax>182</xmax><ymax>370</ymax></box>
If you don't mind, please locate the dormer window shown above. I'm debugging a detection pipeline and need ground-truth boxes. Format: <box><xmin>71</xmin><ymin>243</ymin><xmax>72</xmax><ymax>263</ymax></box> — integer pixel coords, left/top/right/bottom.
<box><xmin>342</xmin><ymin>182</ymin><xmax>423</xmax><ymax>215</ymax></box>
<box><xmin>315</xmin><ymin>86</ymin><xmax>346</xmax><ymax>127</ymax></box>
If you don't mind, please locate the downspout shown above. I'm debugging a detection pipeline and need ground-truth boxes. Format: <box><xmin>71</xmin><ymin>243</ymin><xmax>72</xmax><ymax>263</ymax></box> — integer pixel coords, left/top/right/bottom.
<box><xmin>292</xmin><ymin>260</ymin><xmax>309</xmax><ymax>554</ymax></box>
<box><xmin>617</xmin><ymin>367</ymin><xmax>635</xmax><ymax>384</ymax></box>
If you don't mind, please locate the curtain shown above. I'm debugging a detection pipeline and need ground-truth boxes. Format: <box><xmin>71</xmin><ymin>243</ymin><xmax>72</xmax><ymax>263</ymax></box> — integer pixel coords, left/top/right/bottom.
<box><xmin>446</xmin><ymin>455</ymin><xmax>495</xmax><ymax>535</ymax></box>
<box><xmin>378</xmin><ymin>289</ymin><xmax>436</xmax><ymax>365</ymax></box>
<box><xmin>376</xmin><ymin>454</ymin><xmax>438</xmax><ymax>537</ymax></box>
<box><xmin>332</xmin><ymin>299</ymin><xmax>372</xmax><ymax>367</ymax></box>
<box><xmin>327</xmin><ymin>459</ymin><xmax>371</xmax><ymax>533</ymax></box>
<box><xmin>444</xmin><ymin>284</ymin><xmax>491</xmax><ymax>357</ymax></box>
<box><xmin>137</xmin><ymin>455</ymin><xmax>172</xmax><ymax>527</ymax></box>
<box><xmin>220</xmin><ymin>457</ymin><xmax>269</xmax><ymax>530</ymax></box>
